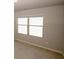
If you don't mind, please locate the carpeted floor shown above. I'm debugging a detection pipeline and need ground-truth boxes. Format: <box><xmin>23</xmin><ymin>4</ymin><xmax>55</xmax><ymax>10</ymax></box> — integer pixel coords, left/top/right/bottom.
<box><xmin>14</xmin><ymin>41</ymin><xmax>63</xmax><ymax>59</ymax></box>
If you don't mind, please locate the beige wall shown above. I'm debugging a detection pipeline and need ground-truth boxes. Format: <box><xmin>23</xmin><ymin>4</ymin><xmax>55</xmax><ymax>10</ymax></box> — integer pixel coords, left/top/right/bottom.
<box><xmin>14</xmin><ymin>5</ymin><xmax>64</xmax><ymax>53</ymax></box>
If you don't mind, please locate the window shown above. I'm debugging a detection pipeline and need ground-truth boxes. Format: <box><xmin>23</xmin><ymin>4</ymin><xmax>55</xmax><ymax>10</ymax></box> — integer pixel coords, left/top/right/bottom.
<box><xmin>18</xmin><ymin>17</ymin><xmax>43</xmax><ymax>37</ymax></box>
<box><xmin>18</xmin><ymin>18</ymin><xmax>28</xmax><ymax>34</ymax></box>
<box><xmin>29</xmin><ymin>17</ymin><xmax>43</xmax><ymax>37</ymax></box>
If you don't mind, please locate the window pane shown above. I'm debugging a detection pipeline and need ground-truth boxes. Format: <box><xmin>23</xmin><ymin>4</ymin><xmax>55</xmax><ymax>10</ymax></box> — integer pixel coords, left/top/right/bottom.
<box><xmin>18</xmin><ymin>18</ymin><xmax>28</xmax><ymax>25</ymax></box>
<box><xmin>29</xmin><ymin>17</ymin><xmax>43</xmax><ymax>25</ymax></box>
<box><xmin>29</xmin><ymin>26</ymin><xmax>43</xmax><ymax>37</ymax></box>
<box><xmin>18</xmin><ymin>26</ymin><xmax>27</xmax><ymax>34</ymax></box>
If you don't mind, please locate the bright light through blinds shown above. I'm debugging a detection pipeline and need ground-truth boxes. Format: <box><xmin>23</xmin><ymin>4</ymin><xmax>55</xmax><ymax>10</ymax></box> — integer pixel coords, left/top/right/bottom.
<box><xmin>29</xmin><ymin>17</ymin><xmax>43</xmax><ymax>25</ymax></box>
<box><xmin>18</xmin><ymin>26</ymin><xmax>27</xmax><ymax>34</ymax></box>
<box><xmin>17</xmin><ymin>17</ymin><xmax>43</xmax><ymax>37</ymax></box>
<box><xmin>29</xmin><ymin>26</ymin><xmax>43</xmax><ymax>37</ymax></box>
<box><xmin>18</xmin><ymin>18</ymin><xmax>28</xmax><ymax>25</ymax></box>
<box><xmin>29</xmin><ymin>17</ymin><xmax>43</xmax><ymax>37</ymax></box>
<box><xmin>18</xmin><ymin>18</ymin><xmax>28</xmax><ymax>34</ymax></box>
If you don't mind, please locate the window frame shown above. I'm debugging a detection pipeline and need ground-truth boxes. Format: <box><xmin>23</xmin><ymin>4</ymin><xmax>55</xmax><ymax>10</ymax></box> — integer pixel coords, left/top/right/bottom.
<box><xmin>17</xmin><ymin>17</ymin><xmax>43</xmax><ymax>37</ymax></box>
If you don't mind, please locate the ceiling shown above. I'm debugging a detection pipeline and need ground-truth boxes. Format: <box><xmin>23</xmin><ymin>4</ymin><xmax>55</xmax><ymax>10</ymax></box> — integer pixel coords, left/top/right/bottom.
<box><xmin>14</xmin><ymin>0</ymin><xmax>64</xmax><ymax>11</ymax></box>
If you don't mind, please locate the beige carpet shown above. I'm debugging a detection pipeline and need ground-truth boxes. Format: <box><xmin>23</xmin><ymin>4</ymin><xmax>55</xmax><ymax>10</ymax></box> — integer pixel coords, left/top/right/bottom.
<box><xmin>14</xmin><ymin>41</ymin><xmax>63</xmax><ymax>59</ymax></box>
